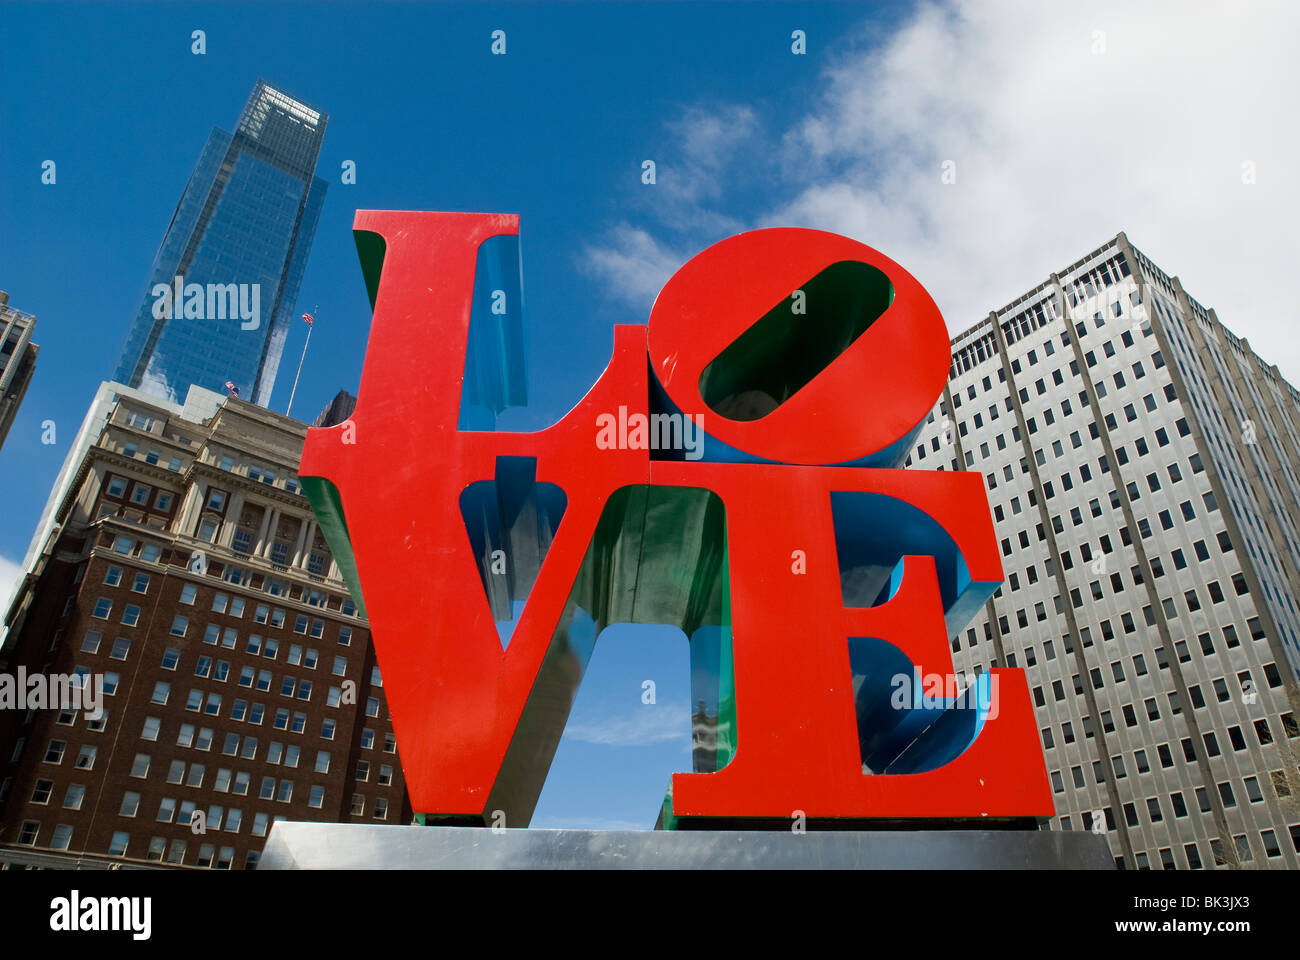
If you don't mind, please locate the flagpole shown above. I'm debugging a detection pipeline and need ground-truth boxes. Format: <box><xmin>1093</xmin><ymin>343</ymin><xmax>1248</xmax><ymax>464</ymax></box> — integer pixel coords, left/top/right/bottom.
<box><xmin>286</xmin><ymin>310</ymin><xmax>315</xmax><ymax>419</ymax></box>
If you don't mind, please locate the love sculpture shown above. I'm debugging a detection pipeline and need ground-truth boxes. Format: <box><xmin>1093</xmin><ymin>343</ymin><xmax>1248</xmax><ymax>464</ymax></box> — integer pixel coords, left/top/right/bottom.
<box><xmin>299</xmin><ymin>212</ymin><xmax>1053</xmax><ymax>829</ymax></box>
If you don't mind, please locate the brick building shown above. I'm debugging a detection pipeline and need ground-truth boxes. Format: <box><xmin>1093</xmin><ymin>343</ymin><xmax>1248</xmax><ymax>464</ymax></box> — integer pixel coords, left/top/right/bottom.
<box><xmin>0</xmin><ymin>381</ymin><xmax>410</xmax><ymax>869</ymax></box>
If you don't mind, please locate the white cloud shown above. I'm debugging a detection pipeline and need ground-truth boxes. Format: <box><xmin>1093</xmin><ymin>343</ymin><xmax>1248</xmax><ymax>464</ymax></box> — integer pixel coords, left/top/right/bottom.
<box><xmin>562</xmin><ymin>702</ymin><xmax>691</xmax><ymax>747</ymax></box>
<box><xmin>582</xmin><ymin>224</ymin><xmax>687</xmax><ymax>312</ymax></box>
<box><xmin>588</xmin><ymin>0</ymin><xmax>1300</xmax><ymax>378</ymax></box>
<box><xmin>580</xmin><ymin>105</ymin><xmax>759</xmax><ymax>312</ymax></box>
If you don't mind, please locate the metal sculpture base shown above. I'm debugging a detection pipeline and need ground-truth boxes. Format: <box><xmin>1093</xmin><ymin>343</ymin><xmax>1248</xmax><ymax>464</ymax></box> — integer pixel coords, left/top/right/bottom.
<box><xmin>260</xmin><ymin>822</ymin><xmax>1114</xmax><ymax>869</ymax></box>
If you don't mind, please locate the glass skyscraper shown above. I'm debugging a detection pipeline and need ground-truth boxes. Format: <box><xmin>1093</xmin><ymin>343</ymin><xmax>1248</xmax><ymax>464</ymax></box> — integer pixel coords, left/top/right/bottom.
<box><xmin>113</xmin><ymin>79</ymin><xmax>328</xmax><ymax>406</ymax></box>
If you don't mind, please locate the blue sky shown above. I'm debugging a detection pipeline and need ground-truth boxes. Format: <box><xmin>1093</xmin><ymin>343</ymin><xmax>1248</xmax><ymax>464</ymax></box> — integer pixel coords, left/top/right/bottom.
<box><xmin>2</xmin><ymin>0</ymin><xmax>1296</xmax><ymax>829</ymax></box>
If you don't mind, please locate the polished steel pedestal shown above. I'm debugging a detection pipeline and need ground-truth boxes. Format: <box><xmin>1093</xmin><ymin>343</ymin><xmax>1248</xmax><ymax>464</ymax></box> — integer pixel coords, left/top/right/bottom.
<box><xmin>260</xmin><ymin>822</ymin><xmax>1114</xmax><ymax>869</ymax></box>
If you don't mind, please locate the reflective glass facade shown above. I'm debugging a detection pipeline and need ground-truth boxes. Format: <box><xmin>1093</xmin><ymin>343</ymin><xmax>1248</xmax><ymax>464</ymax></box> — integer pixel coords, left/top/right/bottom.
<box><xmin>113</xmin><ymin>80</ymin><xmax>328</xmax><ymax>406</ymax></box>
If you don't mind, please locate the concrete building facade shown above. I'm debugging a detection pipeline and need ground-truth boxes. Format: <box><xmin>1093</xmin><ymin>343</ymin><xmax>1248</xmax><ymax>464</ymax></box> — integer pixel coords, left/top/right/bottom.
<box><xmin>0</xmin><ymin>290</ymin><xmax>39</xmax><ymax>453</ymax></box>
<box><xmin>904</xmin><ymin>232</ymin><xmax>1300</xmax><ymax>869</ymax></box>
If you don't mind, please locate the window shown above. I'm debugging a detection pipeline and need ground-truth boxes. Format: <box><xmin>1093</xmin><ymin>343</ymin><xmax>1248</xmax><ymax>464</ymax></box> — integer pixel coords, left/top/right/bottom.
<box><xmin>165</xmin><ymin>839</ymin><xmax>186</xmax><ymax>864</ymax></box>
<box><xmin>43</xmin><ymin>740</ymin><xmax>66</xmax><ymax>765</ymax></box>
<box><xmin>47</xmin><ymin>816</ymin><xmax>74</xmax><ymax>848</ymax></box>
<box><xmin>157</xmin><ymin>797</ymin><xmax>177</xmax><ymax>823</ymax></box>
<box><xmin>109</xmin><ymin>831</ymin><xmax>130</xmax><ymax>857</ymax></box>
<box><xmin>1146</xmin><ymin>797</ymin><xmax>1162</xmax><ymax>823</ymax></box>
<box><xmin>151</xmin><ymin>682</ymin><xmax>170</xmax><ymax>705</ymax></box>
<box><xmin>62</xmin><ymin>784</ymin><xmax>86</xmax><ymax>810</ymax></box>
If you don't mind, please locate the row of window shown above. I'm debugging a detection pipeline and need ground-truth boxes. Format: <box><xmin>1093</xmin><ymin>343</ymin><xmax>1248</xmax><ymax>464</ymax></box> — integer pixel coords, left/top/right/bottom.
<box><xmin>144</xmin><ymin>679</ymin><xmax>383</xmax><ymax>720</ymax></box>
<box><xmin>213</xmin><ymin>452</ymin><xmax>301</xmax><ymax>495</ymax></box>
<box><xmin>114</xmin><ymin>441</ymin><xmax>184</xmax><ymax>473</ymax></box>
<box><xmin>103</xmin><ymin>474</ymin><xmax>176</xmax><ymax>512</ymax></box>
<box><xmin>1065</xmin><ymin>822</ymin><xmax>1299</xmax><ymax>870</ymax></box>
<box><xmin>13</xmin><ymin>822</ymin><xmax>240</xmax><ymax>868</ymax></box>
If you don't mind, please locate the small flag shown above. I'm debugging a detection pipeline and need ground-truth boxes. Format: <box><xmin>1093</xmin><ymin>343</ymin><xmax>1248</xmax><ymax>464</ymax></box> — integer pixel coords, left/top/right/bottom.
<box><xmin>302</xmin><ymin>312</ymin><xmax>315</xmax><ymax>327</ymax></box>
<box><xmin>224</xmin><ymin>381</ymin><xmax>240</xmax><ymax>397</ymax></box>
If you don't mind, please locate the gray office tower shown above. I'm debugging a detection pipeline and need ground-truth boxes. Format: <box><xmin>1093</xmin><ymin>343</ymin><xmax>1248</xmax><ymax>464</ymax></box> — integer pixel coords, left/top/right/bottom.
<box><xmin>113</xmin><ymin>80</ymin><xmax>327</xmax><ymax>407</ymax></box>
<box><xmin>903</xmin><ymin>232</ymin><xmax>1300</xmax><ymax>869</ymax></box>
<box><xmin>0</xmin><ymin>291</ymin><xmax>39</xmax><ymax>452</ymax></box>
